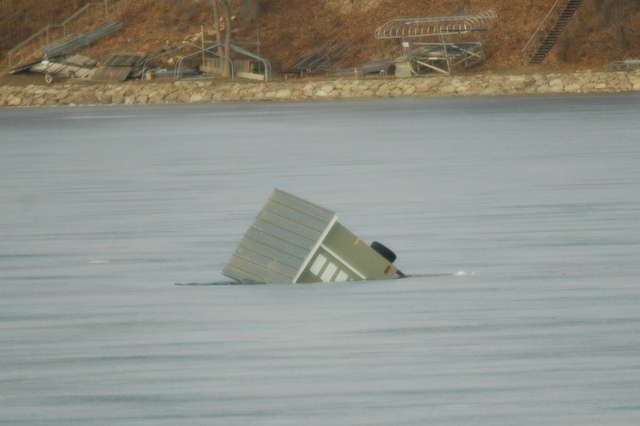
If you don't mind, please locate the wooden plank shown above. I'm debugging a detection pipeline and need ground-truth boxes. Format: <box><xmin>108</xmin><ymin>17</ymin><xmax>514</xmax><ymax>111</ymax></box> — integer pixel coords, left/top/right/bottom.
<box><xmin>258</xmin><ymin>208</ymin><xmax>328</xmax><ymax>237</ymax></box>
<box><xmin>244</xmin><ymin>227</ymin><xmax>309</xmax><ymax>261</ymax></box>
<box><xmin>264</xmin><ymin>201</ymin><xmax>332</xmax><ymax>232</ymax></box>
<box><xmin>236</xmin><ymin>71</ymin><xmax>264</xmax><ymax>81</ymax></box>
<box><xmin>230</xmin><ymin>247</ymin><xmax>299</xmax><ymax>278</ymax></box>
<box><xmin>269</xmin><ymin>189</ymin><xmax>335</xmax><ymax>223</ymax></box>
<box><xmin>250</xmin><ymin>220</ymin><xmax>317</xmax><ymax>252</ymax></box>
<box><xmin>236</xmin><ymin>235</ymin><xmax>304</xmax><ymax>270</ymax></box>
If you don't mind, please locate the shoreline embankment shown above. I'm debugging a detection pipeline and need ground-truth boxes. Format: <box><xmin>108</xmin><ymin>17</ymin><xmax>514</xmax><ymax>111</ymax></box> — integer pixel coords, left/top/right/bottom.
<box><xmin>2</xmin><ymin>69</ymin><xmax>640</xmax><ymax>107</ymax></box>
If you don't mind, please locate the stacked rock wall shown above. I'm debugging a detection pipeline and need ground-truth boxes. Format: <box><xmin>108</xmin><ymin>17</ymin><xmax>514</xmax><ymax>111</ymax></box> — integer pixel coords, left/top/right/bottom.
<box><xmin>2</xmin><ymin>70</ymin><xmax>640</xmax><ymax>107</ymax></box>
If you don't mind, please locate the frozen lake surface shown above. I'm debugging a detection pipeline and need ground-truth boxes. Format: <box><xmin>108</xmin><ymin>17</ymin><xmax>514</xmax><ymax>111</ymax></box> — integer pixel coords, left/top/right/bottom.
<box><xmin>2</xmin><ymin>94</ymin><xmax>640</xmax><ymax>424</ymax></box>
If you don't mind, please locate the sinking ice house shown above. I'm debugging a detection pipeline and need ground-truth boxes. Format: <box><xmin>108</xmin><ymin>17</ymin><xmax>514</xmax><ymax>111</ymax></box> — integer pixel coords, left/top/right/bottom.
<box><xmin>222</xmin><ymin>189</ymin><xmax>405</xmax><ymax>284</ymax></box>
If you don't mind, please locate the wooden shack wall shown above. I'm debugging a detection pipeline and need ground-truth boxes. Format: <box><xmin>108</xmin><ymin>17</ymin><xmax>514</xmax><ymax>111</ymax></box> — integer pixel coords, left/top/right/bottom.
<box><xmin>222</xmin><ymin>189</ymin><xmax>336</xmax><ymax>284</ymax></box>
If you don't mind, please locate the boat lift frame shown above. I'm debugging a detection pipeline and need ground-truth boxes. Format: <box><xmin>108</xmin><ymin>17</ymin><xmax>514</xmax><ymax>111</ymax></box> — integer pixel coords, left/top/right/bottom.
<box><xmin>375</xmin><ymin>10</ymin><xmax>498</xmax><ymax>76</ymax></box>
<box><xmin>141</xmin><ymin>41</ymin><xmax>271</xmax><ymax>82</ymax></box>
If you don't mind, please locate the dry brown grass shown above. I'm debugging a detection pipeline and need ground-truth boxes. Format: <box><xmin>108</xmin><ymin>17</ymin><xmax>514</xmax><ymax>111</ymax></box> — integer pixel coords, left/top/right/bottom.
<box><xmin>325</xmin><ymin>0</ymin><xmax>383</xmax><ymax>14</ymax></box>
<box><xmin>1</xmin><ymin>0</ymin><xmax>639</xmax><ymax>82</ymax></box>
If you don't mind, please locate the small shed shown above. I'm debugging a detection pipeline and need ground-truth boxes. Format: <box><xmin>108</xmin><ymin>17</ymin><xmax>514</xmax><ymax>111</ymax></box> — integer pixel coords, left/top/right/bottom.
<box><xmin>222</xmin><ymin>189</ymin><xmax>403</xmax><ymax>284</ymax></box>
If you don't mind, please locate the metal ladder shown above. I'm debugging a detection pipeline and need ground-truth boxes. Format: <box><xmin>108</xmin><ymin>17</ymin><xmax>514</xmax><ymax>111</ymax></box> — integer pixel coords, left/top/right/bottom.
<box><xmin>523</xmin><ymin>0</ymin><xmax>584</xmax><ymax>65</ymax></box>
<box><xmin>7</xmin><ymin>0</ymin><xmax>123</xmax><ymax>66</ymax></box>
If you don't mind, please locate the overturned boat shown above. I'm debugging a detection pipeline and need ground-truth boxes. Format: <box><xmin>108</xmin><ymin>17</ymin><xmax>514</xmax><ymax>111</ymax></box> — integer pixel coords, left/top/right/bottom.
<box><xmin>222</xmin><ymin>189</ymin><xmax>405</xmax><ymax>284</ymax></box>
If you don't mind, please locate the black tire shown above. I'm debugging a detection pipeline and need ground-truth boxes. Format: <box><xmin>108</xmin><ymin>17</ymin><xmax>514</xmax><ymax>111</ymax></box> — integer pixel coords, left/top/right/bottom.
<box><xmin>370</xmin><ymin>241</ymin><xmax>397</xmax><ymax>263</ymax></box>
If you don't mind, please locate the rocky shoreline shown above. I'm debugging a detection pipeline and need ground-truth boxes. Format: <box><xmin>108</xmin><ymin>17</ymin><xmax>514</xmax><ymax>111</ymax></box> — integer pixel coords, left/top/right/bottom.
<box><xmin>2</xmin><ymin>69</ymin><xmax>640</xmax><ymax>107</ymax></box>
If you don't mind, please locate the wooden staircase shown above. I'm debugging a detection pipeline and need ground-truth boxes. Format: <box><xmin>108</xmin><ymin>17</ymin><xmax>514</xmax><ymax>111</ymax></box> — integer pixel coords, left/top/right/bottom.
<box><xmin>523</xmin><ymin>0</ymin><xmax>583</xmax><ymax>65</ymax></box>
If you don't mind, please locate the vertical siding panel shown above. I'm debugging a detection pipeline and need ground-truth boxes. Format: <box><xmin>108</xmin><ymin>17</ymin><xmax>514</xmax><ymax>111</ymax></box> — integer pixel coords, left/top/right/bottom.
<box><xmin>222</xmin><ymin>189</ymin><xmax>336</xmax><ymax>283</ymax></box>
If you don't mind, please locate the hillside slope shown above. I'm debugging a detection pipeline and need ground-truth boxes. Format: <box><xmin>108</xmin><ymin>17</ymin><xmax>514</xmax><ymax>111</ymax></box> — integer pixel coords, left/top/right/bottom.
<box><xmin>2</xmin><ymin>0</ymin><xmax>639</xmax><ymax>81</ymax></box>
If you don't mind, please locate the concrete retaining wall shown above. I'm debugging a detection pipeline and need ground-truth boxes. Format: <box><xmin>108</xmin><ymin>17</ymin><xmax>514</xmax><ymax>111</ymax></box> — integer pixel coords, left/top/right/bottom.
<box><xmin>2</xmin><ymin>69</ymin><xmax>640</xmax><ymax>107</ymax></box>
